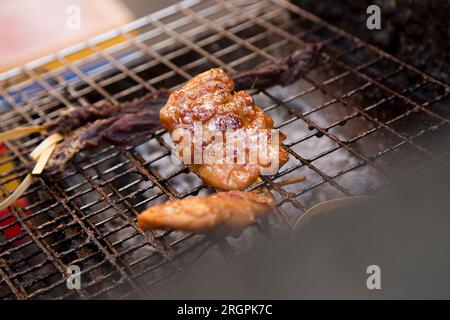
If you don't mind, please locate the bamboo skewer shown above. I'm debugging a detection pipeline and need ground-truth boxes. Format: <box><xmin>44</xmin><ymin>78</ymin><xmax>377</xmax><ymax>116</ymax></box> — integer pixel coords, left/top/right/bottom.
<box><xmin>30</xmin><ymin>133</ymin><xmax>63</xmax><ymax>160</ymax></box>
<box><xmin>0</xmin><ymin>125</ymin><xmax>45</xmax><ymax>142</ymax></box>
<box><xmin>0</xmin><ymin>174</ymin><xmax>34</xmax><ymax>211</ymax></box>
<box><xmin>0</xmin><ymin>130</ymin><xmax>63</xmax><ymax>211</ymax></box>
<box><xmin>277</xmin><ymin>175</ymin><xmax>306</xmax><ymax>186</ymax></box>
<box><xmin>32</xmin><ymin>143</ymin><xmax>58</xmax><ymax>175</ymax></box>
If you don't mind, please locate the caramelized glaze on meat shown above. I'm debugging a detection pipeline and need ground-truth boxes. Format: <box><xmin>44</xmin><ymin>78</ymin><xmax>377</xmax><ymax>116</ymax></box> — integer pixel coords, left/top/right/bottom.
<box><xmin>137</xmin><ymin>191</ymin><xmax>274</xmax><ymax>233</ymax></box>
<box><xmin>160</xmin><ymin>68</ymin><xmax>289</xmax><ymax>190</ymax></box>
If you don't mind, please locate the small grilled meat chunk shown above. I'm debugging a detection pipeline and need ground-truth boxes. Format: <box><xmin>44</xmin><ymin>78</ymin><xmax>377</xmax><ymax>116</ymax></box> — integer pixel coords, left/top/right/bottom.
<box><xmin>232</xmin><ymin>44</ymin><xmax>322</xmax><ymax>90</ymax></box>
<box><xmin>137</xmin><ymin>191</ymin><xmax>274</xmax><ymax>233</ymax></box>
<box><xmin>160</xmin><ymin>68</ymin><xmax>289</xmax><ymax>190</ymax></box>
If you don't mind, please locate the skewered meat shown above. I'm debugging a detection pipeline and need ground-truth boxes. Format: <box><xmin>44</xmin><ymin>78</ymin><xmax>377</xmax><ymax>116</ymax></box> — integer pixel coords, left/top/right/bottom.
<box><xmin>44</xmin><ymin>109</ymin><xmax>160</xmax><ymax>176</ymax></box>
<box><xmin>160</xmin><ymin>68</ymin><xmax>289</xmax><ymax>190</ymax></box>
<box><xmin>232</xmin><ymin>43</ymin><xmax>322</xmax><ymax>90</ymax></box>
<box><xmin>40</xmin><ymin>45</ymin><xmax>321</xmax><ymax>176</ymax></box>
<box><xmin>137</xmin><ymin>191</ymin><xmax>274</xmax><ymax>233</ymax></box>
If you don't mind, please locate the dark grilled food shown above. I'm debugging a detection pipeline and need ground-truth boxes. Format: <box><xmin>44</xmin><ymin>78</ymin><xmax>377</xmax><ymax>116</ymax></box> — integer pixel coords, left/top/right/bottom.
<box><xmin>137</xmin><ymin>191</ymin><xmax>274</xmax><ymax>233</ymax></box>
<box><xmin>41</xmin><ymin>46</ymin><xmax>321</xmax><ymax>176</ymax></box>
<box><xmin>232</xmin><ymin>44</ymin><xmax>322</xmax><ymax>90</ymax></box>
<box><xmin>45</xmin><ymin>90</ymin><xmax>170</xmax><ymax>135</ymax></box>
<box><xmin>160</xmin><ymin>68</ymin><xmax>289</xmax><ymax>190</ymax></box>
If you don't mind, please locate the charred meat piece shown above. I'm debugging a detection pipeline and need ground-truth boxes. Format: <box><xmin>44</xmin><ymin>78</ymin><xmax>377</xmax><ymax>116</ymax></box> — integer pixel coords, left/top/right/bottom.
<box><xmin>160</xmin><ymin>68</ymin><xmax>289</xmax><ymax>190</ymax></box>
<box><xmin>44</xmin><ymin>109</ymin><xmax>160</xmax><ymax>176</ymax></box>
<box><xmin>232</xmin><ymin>43</ymin><xmax>322</xmax><ymax>90</ymax></box>
<box><xmin>45</xmin><ymin>90</ymin><xmax>170</xmax><ymax>135</ymax></box>
<box><xmin>137</xmin><ymin>191</ymin><xmax>274</xmax><ymax>233</ymax></box>
<box><xmin>41</xmin><ymin>46</ymin><xmax>321</xmax><ymax>176</ymax></box>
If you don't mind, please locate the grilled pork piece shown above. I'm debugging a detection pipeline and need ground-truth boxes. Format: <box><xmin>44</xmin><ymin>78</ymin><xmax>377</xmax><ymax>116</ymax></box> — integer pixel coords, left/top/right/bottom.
<box><xmin>160</xmin><ymin>68</ymin><xmax>289</xmax><ymax>190</ymax></box>
<box><xmin>137</xmin><ymin>191</ymin><xmax>274</xmax><ymax>233</ymax></box>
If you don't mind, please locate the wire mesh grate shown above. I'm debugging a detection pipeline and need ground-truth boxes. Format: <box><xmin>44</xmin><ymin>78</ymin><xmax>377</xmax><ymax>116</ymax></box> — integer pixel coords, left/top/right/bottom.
<box><xmin>0</xmin><ymin>0</ymin><xmax>448</xmax><ymax>299</ymax></box>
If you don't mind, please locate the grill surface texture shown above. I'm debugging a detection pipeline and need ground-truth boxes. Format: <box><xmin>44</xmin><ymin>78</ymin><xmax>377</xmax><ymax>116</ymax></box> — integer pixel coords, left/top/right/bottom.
<box><xmin>0</xmin><ymin>0</ymin><xmax>448</xmax><ymax>299</ymax></box>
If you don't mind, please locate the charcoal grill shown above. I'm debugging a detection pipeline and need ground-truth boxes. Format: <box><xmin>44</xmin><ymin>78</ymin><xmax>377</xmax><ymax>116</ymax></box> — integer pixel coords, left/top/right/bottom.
<box><xmin>0</xmin><ymin>0</ymin><xmax>448</xmax><ymax>299</ymax></box>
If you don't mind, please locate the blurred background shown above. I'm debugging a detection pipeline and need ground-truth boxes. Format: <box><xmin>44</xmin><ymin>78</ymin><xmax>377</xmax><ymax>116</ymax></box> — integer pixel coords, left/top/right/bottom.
<box><xmin>0</xmin><ymin>0</ymin><xmax>177</xmax><ymax>72</ymax></box>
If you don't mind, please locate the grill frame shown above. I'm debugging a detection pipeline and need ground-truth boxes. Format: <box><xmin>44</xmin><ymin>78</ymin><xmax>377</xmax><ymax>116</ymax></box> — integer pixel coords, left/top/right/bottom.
<box><xmin>0</xmin><ymin>0</ymin><xmax>449</xmax><ymax>299</ymax></box>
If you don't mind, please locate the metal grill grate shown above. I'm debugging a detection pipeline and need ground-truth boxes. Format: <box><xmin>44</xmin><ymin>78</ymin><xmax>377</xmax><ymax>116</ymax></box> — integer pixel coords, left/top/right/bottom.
<box><xmin>0</xmin><ymin>0</ymin><xmax>449</xmax><ymax>299</ymax></box>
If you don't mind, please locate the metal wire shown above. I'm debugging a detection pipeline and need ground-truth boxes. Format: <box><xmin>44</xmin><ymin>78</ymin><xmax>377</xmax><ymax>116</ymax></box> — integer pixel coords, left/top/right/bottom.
<box><xmin>0</xmin><ymin>0</ymin><xmax>448</xmax><ymax>299</ymax></box>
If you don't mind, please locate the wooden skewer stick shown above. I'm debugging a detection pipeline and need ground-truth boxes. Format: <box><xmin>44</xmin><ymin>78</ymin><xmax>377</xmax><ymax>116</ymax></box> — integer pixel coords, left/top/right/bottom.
<box><xmin>260</xmin><ymin>186</ymin><xmax>295</xmax><ymax>229</ymax></box>
<box><xmin>0</xmin><ymin>133</ymin><xmax>63</xmax><ymax>210</ymax></box>
<box><xmin>0</xmin><ymin>125</ymin><xmax>45</xmax><ymax>143</ymax></box>
<box><xmin>32</xmin><ymin>143</ymin><xmax>57</xmax><ymax>175</ymax></box>
<box><xmin>276</xmin><ymin>175</ymin><xmax>306</xmax><ymax>186</ymax></box>
<box><xmin>252</xmin><ymin>175</ymin><xmax>306</xmax><ymax>194</ymax></box>
<box><xmin>30</xmin><ymin>133</ymin><xmax>63</xmax><ymax>160</ymax></box>
<box><xmin>0</xmin><ymin>174</ymin><xmax>33</xmax><ymax>211</ymax></box>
